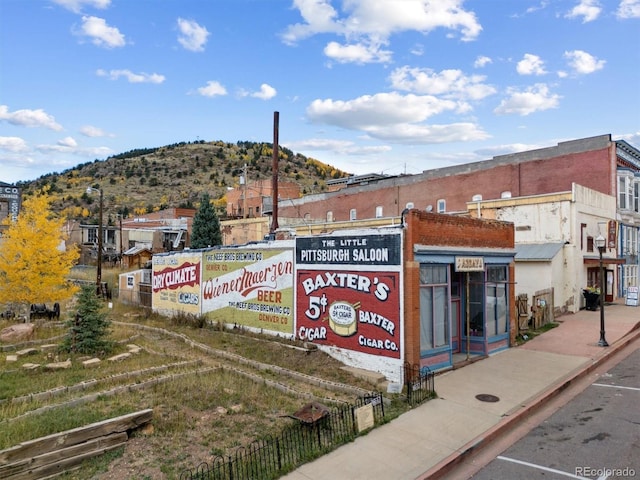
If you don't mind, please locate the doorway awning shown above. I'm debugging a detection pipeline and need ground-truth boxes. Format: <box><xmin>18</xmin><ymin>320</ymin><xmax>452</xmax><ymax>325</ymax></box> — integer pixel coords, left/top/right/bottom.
<box><xmin>514</xmin><ymin>242</ymin><xmax>564</xmax><ymax>262</ymax></box>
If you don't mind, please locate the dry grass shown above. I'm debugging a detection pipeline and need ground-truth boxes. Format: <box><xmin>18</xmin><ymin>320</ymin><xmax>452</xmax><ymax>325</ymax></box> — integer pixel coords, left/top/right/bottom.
<box><xmin>0</xmin><ymin>286</ymin><xmax>400</xmax><ymax>479</ymax></box>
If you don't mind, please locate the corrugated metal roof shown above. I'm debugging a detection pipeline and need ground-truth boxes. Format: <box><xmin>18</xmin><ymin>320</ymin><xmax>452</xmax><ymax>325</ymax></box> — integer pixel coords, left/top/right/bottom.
<box><xmin>515</xmin><ymin>242</ymin><xmax>565</xmax><ymax>262</ymax></box>
<box><xmin>123</xmin><ymin>246</ymin><xmax>152</xmax><ymax>256</ymax></box>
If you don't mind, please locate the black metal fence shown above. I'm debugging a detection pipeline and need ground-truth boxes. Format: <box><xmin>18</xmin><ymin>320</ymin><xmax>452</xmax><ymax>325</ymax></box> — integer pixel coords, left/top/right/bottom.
<box><xmin>402</xmin><ymin>362</ymin><xmax>435</xmax><ymax>406</ymax></box>
<box><xmin>179</xmin><ymin>393</ymin><xmax>385</xmax><ymax>480</ymax></box>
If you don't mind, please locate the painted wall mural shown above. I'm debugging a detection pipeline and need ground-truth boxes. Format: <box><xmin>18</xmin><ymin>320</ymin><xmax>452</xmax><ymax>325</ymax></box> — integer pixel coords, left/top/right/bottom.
<box><xmin>152</xmin><ymin>251</ymin><xmax>202</xmax><ymax>315</ymax></box>
<box><xmin>201</xmin><ymin>247</ymin><xmax>294</xmax><ymax>335</ymax></box>
<box><xmin>295</xmin><ymin>232</ymin><xmax>403</xmax><ymax>359</ymax></box>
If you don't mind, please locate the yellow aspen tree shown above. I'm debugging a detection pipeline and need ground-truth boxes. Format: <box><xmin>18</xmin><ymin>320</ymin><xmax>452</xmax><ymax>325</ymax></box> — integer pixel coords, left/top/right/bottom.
<box><xmin>0</xmin><ymin>189</ymin><xmax>79</xmax><ymax>310</ymax></box>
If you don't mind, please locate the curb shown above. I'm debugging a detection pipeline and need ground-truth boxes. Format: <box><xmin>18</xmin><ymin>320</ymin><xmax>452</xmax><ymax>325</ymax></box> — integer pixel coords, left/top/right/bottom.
<box><xmin>418</xmin><ymin>325</ymin><xmax>640</xmax><ymax>480</ymax></box>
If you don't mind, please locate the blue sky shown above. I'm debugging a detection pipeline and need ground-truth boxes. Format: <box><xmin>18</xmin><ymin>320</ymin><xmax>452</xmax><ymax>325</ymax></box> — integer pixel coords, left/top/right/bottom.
<box><xmin>1</xmin><ymin>0</ymin><xmax>639</xmax><ymax>184</ymax></box>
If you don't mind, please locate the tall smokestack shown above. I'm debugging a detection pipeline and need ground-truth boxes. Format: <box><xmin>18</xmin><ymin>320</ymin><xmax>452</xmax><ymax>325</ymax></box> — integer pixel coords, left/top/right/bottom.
<box><xmin>271</xmin><ymin>111</ymin><xmax>279</xmax><ymax>233</ymax></box>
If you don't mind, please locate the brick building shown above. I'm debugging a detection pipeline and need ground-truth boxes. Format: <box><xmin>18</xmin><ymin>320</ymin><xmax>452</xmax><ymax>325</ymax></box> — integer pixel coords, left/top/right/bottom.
<box><xmin>226</xmin><ymin>178</ymin><xmax>300</xmax><ymax>219</ymax></box>
<box><xmin>277</xmin><ymin>134</ymin><xmax>640</xmax><ymax>315</ymax></box>
<box><xmin>277</xmin><ymin>135</ymin><xmax>625</xmax><ymax>221</ymax></box>
<box><xmin>149</xmin><ymin>213</ymin><xmax>515</xmax><ymax>379</ymax></box>
<box><xmin>402</xmin><ymin>210</ymin><xmax>515</xmax><ymax>370</ymax></box>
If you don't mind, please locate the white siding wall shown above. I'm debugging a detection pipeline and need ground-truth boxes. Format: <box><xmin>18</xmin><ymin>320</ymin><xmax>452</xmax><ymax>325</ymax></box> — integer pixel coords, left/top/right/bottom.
<box><xmin>491</xmin><ymin>184</ymin><xmax>616</xmax><ymax>314</ymax></box>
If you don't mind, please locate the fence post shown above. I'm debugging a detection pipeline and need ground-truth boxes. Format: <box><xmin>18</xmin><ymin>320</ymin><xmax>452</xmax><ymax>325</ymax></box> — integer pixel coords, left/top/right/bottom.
<box><xmin>276</xmin><ymin>436</ymin><xmax>282</xmax><ymax>471</ymax></box>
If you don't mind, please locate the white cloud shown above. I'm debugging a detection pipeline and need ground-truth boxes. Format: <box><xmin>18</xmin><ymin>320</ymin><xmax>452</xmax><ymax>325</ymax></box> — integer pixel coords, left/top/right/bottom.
<box><xmin>195</xmin><ymin>81</ymin><xmax>228</xmax><ymax>97</ymax></box>
<box><xmin>564</xmin><ymin>50</ymin><xmax>605</xmax><ymax>74</ymax></box>
<box><xmin>363</xmin><ymin>122</ymin><xmax>489</xmax><ymax>144</ymax></box>
<box><xmin>52</xmin><ymin>0</ymin><xmax>110</xmax><ymax>13</ymax></box>
<box><xmin>494</xmin><ymin>83</ymin><xmax>561</xmax><ymax>116</ymax></box>
<box><xmin>282</xmin><ymin>0</ymin><xmax>482</xmax><ymax>64</ymax></box>
<box><xmin>0</xmin><ymin>136</ymin><xmax>28</xmax><ymax>152</ymax></box>
<box><xmin>177</xmin><ymin>18</ymin><xmax>210</xmax><ymax>52</ymax></box>
<box><xmin>77</xmin><ymin>15</ymin><xmax>125</xmax><ymax>48</ymax></box>
<box><xmin>410</xmin><ymin>43</ymin><xmax>424</xmax><ymax>56</ymax></box>
<box><xmin>251</xmin><ymin>84</ymin><xmax>277</xmax><ymax>100</ymax></box>
<box><xmin>566</xmin><ymin>0</ymin><xmax>602</xmax><ymax>22</ymax></box>
<box><xmin>307</xmin><ymin>92</ymin><xmax>459</xmax><ymax>129</ymax></box>
<box><xmin>96</xmin><ymin>69</ymin><xmax>165</xmax><ymax>83</ymax></box>
<box><xmin>0</xmin><ymin>105</ymin><xmax>63</xmax><ymax>131</ymax></box>
<box><xmin>389</xmin><ymin>66</ymin><xmax>496</xmax><ymax>101</ymax></box>
<box><xmin>36</xmin><ymin>141</ymin><xmax>112</xmax><ymax>157</ymax></box>
<box><xmin>281</xmin><ymin>0</ymin><xmax>341</xmax><ymax>44</ymax></box>
<box><xmin>80</xmin><ymin>125</ymin><xmax>112</xmax><ymax>137</ymax></box>
<box><xmin>524</xmin><ymin>2</ymin><xmax>550</xmax><ymax>15</ymax></box>
<box><xmin>285</xmin><ymin>138</ymin><xmax>392</xmax><ymax>155</ymax></box>
<box><xmin>475</xmin><ymin>142</ymin><xmax>546</xmax><ymax>157</ymax></box>
<box><xmin>516</xmin><ymin>53</ymin><xmax>547</xmax><ymax>75</ymax></box>
<box><xmin>474</xmin><ymin>55</ymin><xmax>492</xmax><ymax>68</ymax></box>
<box><xmin>615</xmin><ymin>131</ymin><xmax>640</xmax><ymax>145</ymax></box>
<box><xmin>617</xmin><ymin>0</ymin><xmax>640</xmax><ymax>18</ymax></box>
<box><xmin>57</xmin><ymin>136</ymin><xmax>78</xmax><ymax>148</ymax></box>
<box><xmin>306</xmin><ymin>91</ymin><xmax>488</xmax><ymax>144</ymax></box>
<box><xmin>324</xmin><ymin>40</ymin><xmax>392</xmax><ymax>64</ymax></box>
<box><xmin>0</xmin><ymin>154</ymin><xmax>37</xmax><ymax>172</ymax></box>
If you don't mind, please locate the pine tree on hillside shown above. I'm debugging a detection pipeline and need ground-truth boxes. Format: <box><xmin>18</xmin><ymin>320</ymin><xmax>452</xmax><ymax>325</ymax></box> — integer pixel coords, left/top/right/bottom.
<box><xmin>190</xmin><ymin>192</ymin><xmax>222</xmax><ymax>249</ymax></box>
<box><xmin>59</xmin><ymin>285</ymin><xmax>114</xmax><ymax>355</ymax></box>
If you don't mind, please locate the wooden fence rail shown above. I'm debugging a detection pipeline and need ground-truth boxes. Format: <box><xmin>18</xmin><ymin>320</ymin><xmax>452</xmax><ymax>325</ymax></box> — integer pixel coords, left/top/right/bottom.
<box><xmin>0</xmin><ymin>409</ymin><xmax>152</xmax><ymax>480</ymax></box>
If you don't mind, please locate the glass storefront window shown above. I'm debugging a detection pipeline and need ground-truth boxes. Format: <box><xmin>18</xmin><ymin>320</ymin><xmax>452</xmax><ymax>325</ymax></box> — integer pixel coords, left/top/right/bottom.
<box><xmin>419</xmin><ymin>265</ymin><xmax>449</xmax><ymax>350</ymax></box>
<box><xmin>486</xmin><ymin>266</ymin><xmax>508</xmax><ymax>336</ymax></box>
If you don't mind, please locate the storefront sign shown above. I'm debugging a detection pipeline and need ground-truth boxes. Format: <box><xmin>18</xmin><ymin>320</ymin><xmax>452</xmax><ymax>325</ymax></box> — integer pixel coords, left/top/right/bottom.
<box><xmin>296</xmin><ymin>269</ymin><xmax>401</xmax><ymax>358</ymax></box>
<box><xmin>455</xmin><ymin>256</ymin><xmax>484</xmax><ymax>272</ymax></box>
<box><xmin>296</xmin><ymin>234</ymin><xmax>401</xmax><ymax>266</ymax></box>
<box><xmin>608</xmin><ymin>220</ymin><xmax>617</xmax><ymax>249</ymax></box>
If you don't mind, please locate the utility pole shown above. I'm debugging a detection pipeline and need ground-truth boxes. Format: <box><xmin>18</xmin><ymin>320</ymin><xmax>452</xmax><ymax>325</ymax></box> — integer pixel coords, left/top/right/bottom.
<box><xmin>119</xmin><ymin>214</ymin><xmax>123</xmax><ymax>267</ymax></box>
<box><xmin>86</xmin><ymin>187</ymin><xmax>103</xmax><ymax>292</ymax></box>
<box><xmin>242</xmin><ymin>163</ymin><xmax>247</xmax><ymax>219</ymax></box>
<box><xmin>271</xmin><ymin>111</ymin><xmax>279</xmax><ymax>234</ymax></box>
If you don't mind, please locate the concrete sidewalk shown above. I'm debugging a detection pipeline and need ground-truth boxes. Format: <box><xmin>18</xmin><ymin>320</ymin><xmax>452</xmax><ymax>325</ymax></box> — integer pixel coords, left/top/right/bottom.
<box><xmin>282</xmin><ymin>302</ymin><xmax>640</xmax><ymax>480</ymax></box>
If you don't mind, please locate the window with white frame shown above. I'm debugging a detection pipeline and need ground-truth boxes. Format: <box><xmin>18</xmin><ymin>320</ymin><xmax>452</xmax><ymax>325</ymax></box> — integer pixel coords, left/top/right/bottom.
<box><xmin>623</xmin><ymin>225</ymin><xmax>639</xmax><ymax>256</ymax></box>
<box><xmin>326</xmin><ymin>211</ymin><xmax>333</xmax><ymax>222</ymax></box>
<box><xmin>419</xmin><ymin>265</ymin><xmax>449</xmax><ymax>350</ymax></box>
<box><xmin>375</xmin><ymin>206</ymin><xmax>383</xmax><ymax>218</ymax></box>
<box><xmin>618</xmin><ymin>173</ymin><xmax>639</xmax><ymax>212</ymax></box>
<box><xmin>350</xmin><ymin>208</ymin><xmax>357</xmax><ymax>221</ymax></box>
<box><xmin>437</xmin><ymin>199</ymin><xmax>446</xmax><ymax>213</ymax></box>
<box><xmin>623</xmin><ymin>265</ymin><xmax>638</xmax><ymax>294</ymax></box>
<box><xmin>619</xmin><ymin>176</ymin><xmax>627</xmax><ymax>209</ymax></box>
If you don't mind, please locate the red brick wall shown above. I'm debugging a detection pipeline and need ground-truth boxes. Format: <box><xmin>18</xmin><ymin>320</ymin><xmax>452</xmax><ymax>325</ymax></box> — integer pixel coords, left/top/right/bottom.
<box><xmin>277</xmin><ymin>144</ymin><xmax>614</xmax><ymax>222</ymax></box>
<box><xmin>403</xmin><ymin>211</ymin><xmax>516</xmax><ymax>365</ymax></box>
<box><xmin>404</xmin><ymin>210</ymin><xmax>514</xmax><ymax>249</ymax></box>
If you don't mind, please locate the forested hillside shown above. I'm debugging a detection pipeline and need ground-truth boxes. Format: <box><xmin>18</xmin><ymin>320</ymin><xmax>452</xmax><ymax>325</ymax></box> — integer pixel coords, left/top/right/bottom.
<box><xmin>17</xmin><ymin>140</ymin><xmax>350</xmax><ymax>223</ymax></box>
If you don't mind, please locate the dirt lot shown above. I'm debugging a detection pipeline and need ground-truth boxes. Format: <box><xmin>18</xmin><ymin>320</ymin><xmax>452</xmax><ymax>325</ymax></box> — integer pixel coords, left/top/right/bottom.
<box><xmin>1</xmin><ymin>308</ymin><xmax>398</xmax><ymax>480</ymax></box>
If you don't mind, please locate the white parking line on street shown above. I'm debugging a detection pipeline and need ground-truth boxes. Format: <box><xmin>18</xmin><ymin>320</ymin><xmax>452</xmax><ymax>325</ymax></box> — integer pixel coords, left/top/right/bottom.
<box><xmin>496</xmin><ymin>456</ymin><xmax>594</xmax><ymax>479</ymax></box>
<box><xmin>592</xmin><ymin>383</ymin><xmax>640</xmax><ymax>391</ymax></box>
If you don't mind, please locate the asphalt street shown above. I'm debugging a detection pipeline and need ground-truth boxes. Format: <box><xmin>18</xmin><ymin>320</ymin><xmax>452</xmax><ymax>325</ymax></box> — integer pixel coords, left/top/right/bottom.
<box><xmin>470</xmin><ymin>347</ymin><xmax>640</xmax><ymax>480</ymax></box>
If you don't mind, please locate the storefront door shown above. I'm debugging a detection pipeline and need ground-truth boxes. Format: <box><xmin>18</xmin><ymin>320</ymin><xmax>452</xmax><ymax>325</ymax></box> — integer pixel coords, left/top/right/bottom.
<box><xmin>451</xmin><ymin>298</ymin><xmax>460</xmax><ymax>353</ymax></box>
